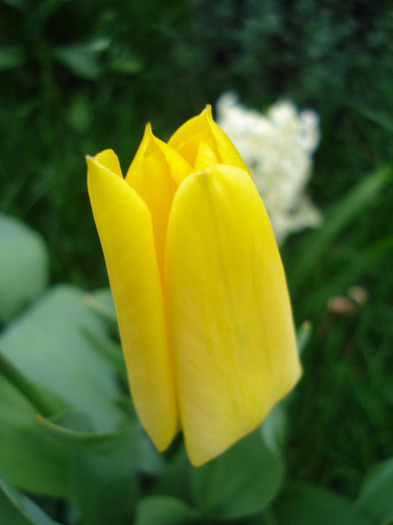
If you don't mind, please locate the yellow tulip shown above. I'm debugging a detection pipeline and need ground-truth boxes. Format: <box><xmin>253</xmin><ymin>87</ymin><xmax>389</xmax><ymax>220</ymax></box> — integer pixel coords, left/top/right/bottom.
<box><xmin>87</xmin><ymin>106</ymin><xmax>301</xmax><ymax>466</ymax></box>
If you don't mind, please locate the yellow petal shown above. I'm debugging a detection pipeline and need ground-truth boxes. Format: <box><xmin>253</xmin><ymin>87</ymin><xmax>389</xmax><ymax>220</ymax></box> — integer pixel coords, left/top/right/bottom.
<box><xmin>194</xmin><ymin>138</ymin><xmax>220</xmax><ymax>172</ymax></box>
<box><xmin>126</xmin><ymin>125</ymin><xmax>192</xmax><ymax>279</ymax></box>
<box><xmin>87</xmin><ymin>153</ymin><xmax>178</xmax><ymax>451</ymax></box>
<box><xmin>95</xmin><ymin>149</ymin><xmax>123</xmax><ymax>177</ymax></box>
<box><xmin>151</xmin><ymin>133</ymin><xmax>193</xmax><ymax>186</ymax></box>
<box><xmin>168</xmin><ymin>106</ymin><xmax>249</xmax><ymax>172</ymax></box>
<box><xmin>165</xmin><ymin>164</ymin><xmax>301</xmax><ymax>466</ymax></box>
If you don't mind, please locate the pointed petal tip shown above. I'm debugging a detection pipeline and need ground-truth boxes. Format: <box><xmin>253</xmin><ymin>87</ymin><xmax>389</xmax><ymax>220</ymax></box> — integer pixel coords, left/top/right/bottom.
<box><xmin>203</xmin><ymin>104</ymin><xmax>213</xmax><ymax>117</ymax></box>
<box><xmin>86</xmin><ymin>148</ymin><xmax>115</xmax><ymax>160</ymax></box>
<box><xmin>144</xmin><ymin>122</ymin><xmax>153</xmax><ymax>134</ymax></box>
<box><xmin>85</xmin><ymin>154</ymin><xmax>98</xmax><ymax>169</ymax></box>
<box><xmin>139</xmin><ymin>122</ymin><xmax>159</xmax><ymax>151</ymax></box>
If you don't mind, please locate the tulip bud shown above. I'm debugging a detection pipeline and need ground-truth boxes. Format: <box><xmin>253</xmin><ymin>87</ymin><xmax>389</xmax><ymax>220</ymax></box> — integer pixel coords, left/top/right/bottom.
<box><xmin>87</xmin><ymin>106</ymin><xmax>301</xmax><ymax>466</ymax></box>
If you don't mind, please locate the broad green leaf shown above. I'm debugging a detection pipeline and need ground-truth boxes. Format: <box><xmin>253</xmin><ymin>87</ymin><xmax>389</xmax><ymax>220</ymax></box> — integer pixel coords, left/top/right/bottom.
<box><xmin>38</xmin><ymin>413</ymin><xmax>136</xmax><ymax>451</ymax></box>
<box><xmin>229</xmin><ymin>509</ymin><xmax>272</xmax><ymax>525</ymax></box>
<box><xmin>69</xmin><ymin>427</ymin><xmax>140</xmax><ymax>525</ymax></box>
<box><xmin>356</xmin><ymin>457</ymin><xmax>393</xmax><ymax>525</ymax></box>
<box><xmin>37</xmin><ymin>411</ymin><xmax>143</xmax><ymax>524</ymax></box>
<box><xmin>0</xmin><ymin>476</ymin><xmax>61</xmax><ymax>525</ymax></box>
<box><xmin>137</xmin><ymin>429</ymin><xmax>167</xmax><ymax>476</ymax></box>
<box><xmin>0</xmin><ymin>371</ymin><xmax>71</xmax><ymax>496</ymax></box>
<box><xmin>0</xmin><ymin>351</ymin><xmax>66</xmax><ymax>417</ymax></box>
<box><xmin>190</xmin><ymin>424</ymin><xmax>285</xmax><ymax>520</ymax></box>
<box><xmin>38</xmin><ymin>410</ymin><xmax>164</xmax><ymax>474</ymax></box>
<box><xmin>37</xmin><ymin>410</ymin><xmax>164</xmax><ymax>523</ymax></box>
<box><xmin>152</xmin><ymin>446</ymin><xmax>192</xmax><ymax>503</ymax></box>
<box><xmin>85</xmin><ymin>288</ymin><xmax>117</xmax><ymax>325</ymax></box>
<box><xmin>81</xmin><ymin>327</ymin><xmax>126</xmax><ymax>377</ymax></box>
<box><xmin>0</xmin><ymin>215</ymin><xmax>49</xmax><ymax>323</ymax></box>
<box><xmin>0</xmin><ymin>285</ymin><xmax>126</xmax><ymax>431</ymax></box>
<box><xmin>134</xmin><ymin>496</ymin><xmax>197</xmax><ymax>525</ymax></box>
<box><xmin>0</xmin><ymin>285</ymin><xmax>128</xmax><ymax>496</ymax></box>
<box><xmin>274</xmin><ymin>482</ymin><xmax>372</xmax><ymax>525</ymax></box>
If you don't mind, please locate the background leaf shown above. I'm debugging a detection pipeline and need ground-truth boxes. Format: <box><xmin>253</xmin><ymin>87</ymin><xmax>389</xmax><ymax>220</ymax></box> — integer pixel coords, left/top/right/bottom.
<box><xmin>68</xmin><ymin>426</ymin><xmax>141</xmax><ymax>525</ymax></box>
<box><xmin>0</xmin><ymin>285</ymin><xmax>130</xmax><ymax>496</ymax></box>
<box><xmin>289</xmin><ymin>166</ymin><xmax>391</xmax><ymax>298</ymax></box>
<box><xmin>0</xmin><ymin>476</ymin><xmax>62</xmax><ymax>525</ymax></box>
<box><xmin>54</xmin><ymin>39</ymin><xmax>110</xmax><ymax>80</ymax></box>
<box><xmin>274</xmin><ymin>482</ymin><xmax>372</xmax><ymax>525</ymax></box>
<box><xmin>190</xmin><ymin>424</ymin><xmax>285</xmax><ymax>520</ymax></box>
<box><xmin>134</xmin><ymin>496</ymin><xmax>197</xmax><ymax>525</ymax></box>
<box><xmin>37</xmin><ymin>412</ymin><xmax>165</xmax><ymax>525</ymax></box>
<box><xmin>356</xmin><ymin>458</ymin><xmax>393</xmax><ymax>525</ymax></box>
<box><xmin>0</xmin><ymin>285</ymin><xmax>126</xmax><ymax>432</ymax></box>
<box><xmin>0</xmin><ymin>215</ymin><xmax>49</xmax><ymax>323</ymax></box>
<box><xmin>0</xmin><ymin>368</ymin><xmax>71</xmax><ymax>497</ymax></box>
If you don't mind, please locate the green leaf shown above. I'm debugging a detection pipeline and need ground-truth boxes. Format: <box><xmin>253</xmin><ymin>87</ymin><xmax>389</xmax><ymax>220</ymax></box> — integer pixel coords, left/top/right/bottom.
<box><xmin>0</xmin><ymin>476</ymin><xmax>62</xmax><ymax>525</ymax></box>
<box><xmin>296</xmin><ymin>321</ymin><xmax>312</xmax><ymax>355</ymax></box>
<box><xmin>289</xmin><ymin>166</ymin><xmax>391</xmax><ymax>296</ymax></box>
<box><xmin>190</xmin><ymin>425</ymin><xmax>285</xmax><ymax>520</ymax></box>
<box><xmin>299</xmin><ymin>235</ymin><xmax>393</xmax><ymax>314</ymax></box>
<box><xmin>37</xmin><ymin>412</ymin><xmax>143</xmax><ymax>524</ymax></box>
<box><xmin>0</xmin><ymin>285</ymin><xmax>128</xmax><ymax>496</ymax></box>
<box><xmin>356</xmin><ymin>457</ymin><xmax>393</xmax><ymax>525</ymax></box>
<box><xmin>134</xmin><ymin>496</ymin><xmax>197</xmax><ymax>525</ymax></box>
<box><xmin>261</xmin><ymin>404</ymin><xmax>288</xmax><ymax>455</ymax></box>
<box><xmin>81</xmin><ymin>327</ymin><xmax>126</xmax><ymax>377</ymax></box>
<box><xmin>0</xmin><ymin>369</ymin><xmax>71</xmax><ymax>497</ymax></box>
<box><xmin>137</xmin><ymin>429</ymin><xmax>167</xmax><ymax>476</ymax></box>
<box><xmin>39</xmin><ymin>409</ymin><xmax>164</xmax><ymax>473</ymax></box>
<box><xmin>0</xmin><ymin>215</ymin><xmax>49</xmax><ymax>323</ymax></box>
<box><xmin>152</xmin><ymin>445</ymin><xmax>192</xmax><ymax>503</ymax></box>
<box><xmin>351</xmin><ymin>104</ymin><xmax>393</xmax><ymax>133</ymax></box>
<box><xmin>0</xmin><ymin>285</ymin><xmax>126</xmax><ymax>432</ymax></box>
<box><xmin>274</xmin><ymin>482</ymin><xmax>372</xmax><ymax>525</ymax></box>
<box><xmin>54</xmin><ymin>39</ymin><xmax>110</xmax><ymax>80</ymax></box>
<box><xmin>69</xmin><ymin>427</ymin><xmax>140</xmax><ymax>525</ymax></box>
<box><xmin>38</xmin><ymin>413</ymin><xmax>136</xmax><ymax>452</ymax></box>
<box><xmin>84</xmin><ymin>289</ymin><xmax>118</xmax><ymax>326</ymax></box>
<box><xmin>0</xmin><ymin>351</ymin><xmax>66</xmax><ymax>417</ymax></box>
<box><xmin>55</xmin><ymin>46</ymin><xmax>101</xmax><ymax>79</ymax></box>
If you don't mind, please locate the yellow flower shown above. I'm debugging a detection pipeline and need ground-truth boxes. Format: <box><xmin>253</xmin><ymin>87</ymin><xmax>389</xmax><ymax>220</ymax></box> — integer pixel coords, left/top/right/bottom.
<box><xmin>86</xmin><ymin>106</ymin><xmax>301</xmax><ymax>466</ymax></box>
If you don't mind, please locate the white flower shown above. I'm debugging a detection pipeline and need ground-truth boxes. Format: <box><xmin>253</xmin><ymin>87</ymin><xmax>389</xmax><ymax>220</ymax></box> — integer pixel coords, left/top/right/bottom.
<box><xmin>216</xmin><ymin>93</ymin><xmax>322</xmax><ymax>245</ymax></box>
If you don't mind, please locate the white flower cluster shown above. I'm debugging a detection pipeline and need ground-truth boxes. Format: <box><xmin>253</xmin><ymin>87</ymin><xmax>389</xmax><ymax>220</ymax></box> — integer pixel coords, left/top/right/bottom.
<box><xmin>216</xmin><ymin>93</ymin><xmax>322</xmax><ymax>245</ymax></box>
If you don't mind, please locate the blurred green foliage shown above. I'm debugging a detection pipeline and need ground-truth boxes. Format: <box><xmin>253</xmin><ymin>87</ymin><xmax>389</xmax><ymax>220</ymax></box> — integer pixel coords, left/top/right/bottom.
<box><xmin>0</xmin><ymin>0</ymin><xmax>192</xmax><ymax>286</ymax></box>
<box><xmin>1</xmin><ymin>0</ymin><xmax>393</xmax><ymax>522</ymax></box>
<box><xmin>1</xmin><ymin>0</ymin><xmax>392</xmax><ymax>285</ymax></box>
